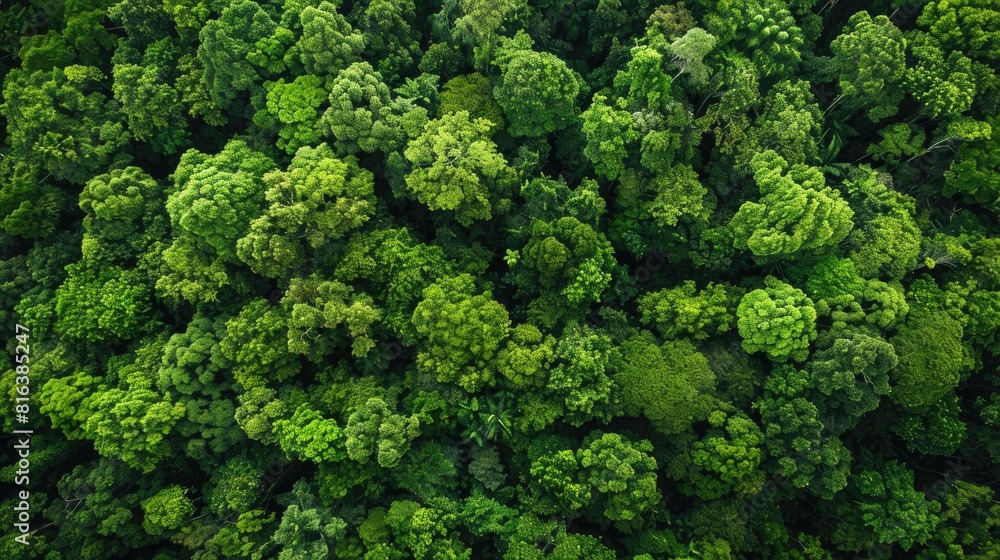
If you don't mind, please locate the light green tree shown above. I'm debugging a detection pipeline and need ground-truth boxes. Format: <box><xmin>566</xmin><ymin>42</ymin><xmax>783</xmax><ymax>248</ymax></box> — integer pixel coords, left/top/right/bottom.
<box><xmin>238</xmin><ymin>144</ymin><xmax>375</xmax><ymax>278</ymax></box>
<box><xmin>273</xmin><ymin>404</ymin><xmax>347</xmax><ymax>464</ymax></box>
<box><xmin>344</xmin><ymin>397</ymin><xmax>420</xmax><ymax>468</ymax></box>
<box><xmin>638</xmin><ymin>280</ymin><xmax>738</xmax><ymax>341</ymax></box>
<box><xmin>281</xmin><ymin>273</ymin><xmax>381</xmax><ymax>360</ymax></box>
<box><xmin>616</xmin><ymin>334</ymin><xmax>717</xmax><ymax>435</ymax></box>
<box><xmin>286</xmin><ymin>2</ymin><xmax>363</xmax><ymax>77</ymax></box>
<box><xmin>255</xmin><ymin>75</ymin><xmax>328</xmax><ymax>155</ymax></box>
<box><xmin>666</xmin><ymin>27</ymin><xmax>717</xmax><ymax>89</ymax></box>
<box><xmin>737</xmin><ymin>276</ymin><xmax>817</xmax><ymax>363</ymax></box>
<box><xmin>411</xmin><ymin>274</ymin><xmax>511</xmax><ymax>392</ymax></box>
<box><xmin>889</xmin><ymin>306</ymin><xmax>971</xmax><ymax>411</ymax></box>
<box><xmin>578</xmin><ymin>430</ymin><xmax>661</xmax><ymax>531</ymax></box>
<box><xmin>141</xmin><ymin>485</ymin><xmax>195</xmax><ymax>537</ymax></box>
<box><xmin>730</xmin><ymin>150</ymin><xmax>854</xmax><ymax>262</ymax></box>
<box><xmin>403</xmin><ymin>110</ymin><xmax>515</xmax><ymax>226</ymax></box>
<box><xmin>829</xmin><ymin>12</ymin><xmax>907</xmax><ymax>122</ymax></box>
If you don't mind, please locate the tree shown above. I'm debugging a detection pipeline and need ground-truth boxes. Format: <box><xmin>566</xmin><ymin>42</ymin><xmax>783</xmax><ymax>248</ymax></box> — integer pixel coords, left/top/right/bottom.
<box><xmin>892</xmin><ymin>392</ymin><xmax>967</xmax><ymax>456</ymax></box>
<box><xmin>754</xmin><ymin>365</ymin><xmax>852</xmax><ymax>499</ymax></box>
<box><xmin>411</xmin><ymin>274</ymin><xmax>511</xmax><ymax>392</ymax></box>
<box><xmin>800</xmin><ymin>256</ymin><xmax>910</xmax><ymax>330</ymax></box>
<box><xmin>154</xmin><ymin>314</ymin><xmax>246</xmax><ymax>465</ymax></box>
<box><xmin>286</xmin><ymin>2</ymin><xmax>363</xmax><ymax>77</ymax></box>
<box><xmin>360</xmin><ymin>498</ymin><xmax>471</xmax><ymax>559</ymax></box>
<box><xmin>737</xmin><ymin>277</ymin><xmax>817</xmax><ymax>363</ymax></box>
<box><xmin>255</xmin><ymin>75</ymin><xmax>328</xmax><ymax>155</ymax></box>
<box><xmin>141</xmin><ymin>485</ymin><xmax>195</xmax><ymax>537</ymax></box>
<box><xmin>321</xmin><ymin>62</ymin><xmax>398</xmax><ymax>154</ymax></box>
<box><xmin>197</xmin><ymin>0</ymin><xmax>281</xmax><ymax>108</ymax></box>
<box><xmin>580</xmin><ymin>93</ymin><xmax>638</xmax><ymax>180</ymax></box>
<box><xmin>666</xmin><ymin>27</ymin><xmax>716</xmax><ymax>89</ymax></box>
<box><xmin>83</xmin><ymin>386</ymin><xmax>187</xmax><ymax>473</ymax></box>
<box><xmin>158</xmin><ymin>139</ymin><xmax>276</xmax><ymax>303</ymax></box>
<box><xmin>735</xmin><ymin>0</ymin><xmax>805</xmax><ymax>78</ymax></box>
<box><xmin>391</xmin><ymin>441</ymin><xmax>461</xmax><ymax>500</ymax></box>
<box><xmin>221</xmin><ymin>299</ymin><xmax>301</xmax><ymax>389</ymax></box>
<box><xmin>529</xmin><ymin>443</ymin><xmax>593</xmax><ymax>516</ymax></box>
<box><xmin>160</xmin><ymin>0</ymin><xmax>228</xmax><ymax>39</ymax></box>
<box><xmin>360</xmin><ymin>0</ymin><xmax>422</xmax><ymax>83</ymax></box>
<box><xmin>280</xmin><ymin>273</ymin><xmax>381</xmax><ymax>360</ymax></box>
<box><xmin>1</xmin><ymin>65</ymin><xmax>130</xmax><ymax>186</ymax></box>
<box><xmin>403</xmin><ymin>110</ymin><xmax>515</xmax><ymax>226</ymax></box>
<box><xmin>699</xmin><ymin>0</ymin><xmax>805</xmax><ymax>77</ymax></box>
<box><xmin>944</xmin><ymin>116</ymin><xmax>1000</xmax><ymax>208</ymax></box>
<box><xmin>271</xmin><ymin>480</ymin><xmax>347</xmax><ymax>560</ymax></box>
<box><xmin>156</xmin><ymin>316</ymin><xmax>228</xmax><ymax>396</ymax></box>
<box><xmin>467</xmin><ymin>446</ymin><xmax>508</xmax><ymax>491</ymax></box>
<box><xmin>495</xmin><ymin>324</ymin><xmax>556</xmax><ymax>389</ymax></box>
<box><xmin>866</xmin><ymin>123</ymin><xmax>927</xmax><ymax>165</ymax></box>
<box><xmin>578</xmin><ymin>431</ymin><xmax>660</xmax><ymax>531</ymax></box>
<box><xmin>344</xmin><ymin>397</ymin><xmax>420</xmax><ymax>468</ymax></box>
<box><xmin>512</xmin><ymin>216</ymin><xmax>617</xmax><ymax>313</ymax></box>
<box><xmin>806</xmin><ymin>327</ymin><xmax>896</xmax><ymax>426</ymax></box>
<box><xmin>919</xmin><ymin>480</ymin><xmax>1000</xmax><ymax>559</ymax></box>
<box><xmin>112</xmin><ymin>44</ymin><xmax>191</xmax><ymax>154</ymax></box>
<box><xmin>494</xmin><ymin>32</ymin><xmax>583</xmax><ymax>137</ymax></box>
<box><xmin>334</xmin><ymin>227</ymin><xmax>455</xmax><ymax>343</ymax></box>
<box><xmin>544</xmin><ymin>327</ymin><xmax>618</xmax><ymax>427</ymax></box>
<box><xmin>829</xmin><ymin>12</ymin><xmax>907</xmax><ymax>122</ymax></box>
<box><xmin>741</xmin><ymin>80</ymin><xmax>823</xmax><ymax>167</ymax></box>
<box><xmin>587</xmin><ymin>0</ymin><xmax>629</xmax><ymax>54</ymax></box>
<box><xmin>55</xmin><ymin>262</ymin><xmax>158</xmax><ymax>343</ymax></box>
<box><xmin>510</xmin><ymin>176</ymin><xmax>607</xmax><ymax>231</ymax></box>
<box><xmin>917</xmin><ymin>0</ymin><xmax>1000</xmax><ymax>63</ymax></box>
<box><xmin>906</xmin><ymin>32</ymin><xmax>978</xmax><ymax>121</ymax></box>
<box><xmin>439</xmin><ymin>72</ymin><xmax>504</xmax><ymax>132</ymax></box>
<box><xmin>78</xmin><ymin>166</ymin><xmax>165</xmax><ymax>263</ymax></box>
<box><xmin>614</xmin><ymin>42</ymin><xmax>674</xmax><ymax>112</ymax></box>
<box><xmin>648</xmin><ymin>164</ymin><xmax>711</xmax><ymax>228</ymax></box>
<box><xmin>0</xmin><ymin>158</ymin><xmax>63</xmax><ymax>238</ymax></box>
<box><xmin>646</xmin><ymin>2</ymin><xmax>696</xmax><ymax>41</ymax></box>
<box><xmin>833</xmin><ymin>456</ymin><xmax>941</xmax><ymax>551</ymax></box>
<box><xmin>44</xmin><ymin>458</ymin><xmax>162</xmax><ymax>557</ymax></box>
<box><xmin>238</xmin><ymin>144</ymin><xmax>375</xmax><ymax>277</ymax></box>
<box><xmin>273</xmin><ymin>404</ymin><xmax>347</xmax><ymax>464</ymax></box>
<box><xmin>730</xmin><ymin>151</ymin><xmax>854</xmax><ymax>262</ymax></box>
<box><xmin>638</xmin><ymin>280</ymin><xmax>738</xmax><ymax>341</ymax></box>
<box><xmin>40</xmin><ymin>370</ymin><xmax>103</xmax><ymax>441</ymax></box>
<box><xmin>504</xmin><ymin>514</ymin><xmax>619</xmax><ymax>559</ymax></box>
<box><xmin>888</xmin><ymin>306</ymin><xmax>970</xmax><ymax>411</ymax></box>
<box><xmin>452</xmin><ymin>0</ymin><xmax>522</xmax><ymax>73</ymax></box>
<box><xmin>108</xmin><ymin>0</ymin><xmax>174</xmax><ymax>47</ymax></box>
<box><xmin>458</xmin><ymin>392</ymin><xmax>516</xmax><ymax>445</ymax></box>
<box><xmin>670</xmin><ymin>410</ymin><xmax>765</xmax><ymax>500</ymax></box>
<box><xmin>841</xmin><ymin>168</ymin><xmax>922</xmax><ymax>280</ymax></box>
<box><xmin>616</xmin><ymin>334</ymin><xmax>717</xmax><ymax>435</ymax></box>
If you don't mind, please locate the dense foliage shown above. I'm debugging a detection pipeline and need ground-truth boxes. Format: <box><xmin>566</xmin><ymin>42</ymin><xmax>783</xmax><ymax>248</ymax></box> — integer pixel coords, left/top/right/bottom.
<box><xmin>1</xmin><ymin>0</ymin><xmax>999</xmax><ymax>558</ymax></box>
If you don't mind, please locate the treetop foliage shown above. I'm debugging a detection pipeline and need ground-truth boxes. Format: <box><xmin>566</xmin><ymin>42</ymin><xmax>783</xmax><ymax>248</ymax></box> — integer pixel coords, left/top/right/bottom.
<box><xmin>2</xmin><ymin>0</ymin><xmax>1000</xmax><ymax>558</ymax></box>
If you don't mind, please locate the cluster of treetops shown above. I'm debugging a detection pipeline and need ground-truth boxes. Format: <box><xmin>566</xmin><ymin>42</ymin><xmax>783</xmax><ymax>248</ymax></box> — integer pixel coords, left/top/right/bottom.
<box><xmin>1</xmin><ymin>0</ymin><xmax>1000</xmax><ymax>558</ymax></box>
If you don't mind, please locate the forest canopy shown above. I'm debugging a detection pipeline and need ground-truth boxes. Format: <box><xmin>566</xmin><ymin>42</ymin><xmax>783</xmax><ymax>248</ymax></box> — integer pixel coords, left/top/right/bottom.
<box><xmin>2</xmin><ymin>0</ymin><xmax>1000</xmax><ymax>559</ymax></box>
